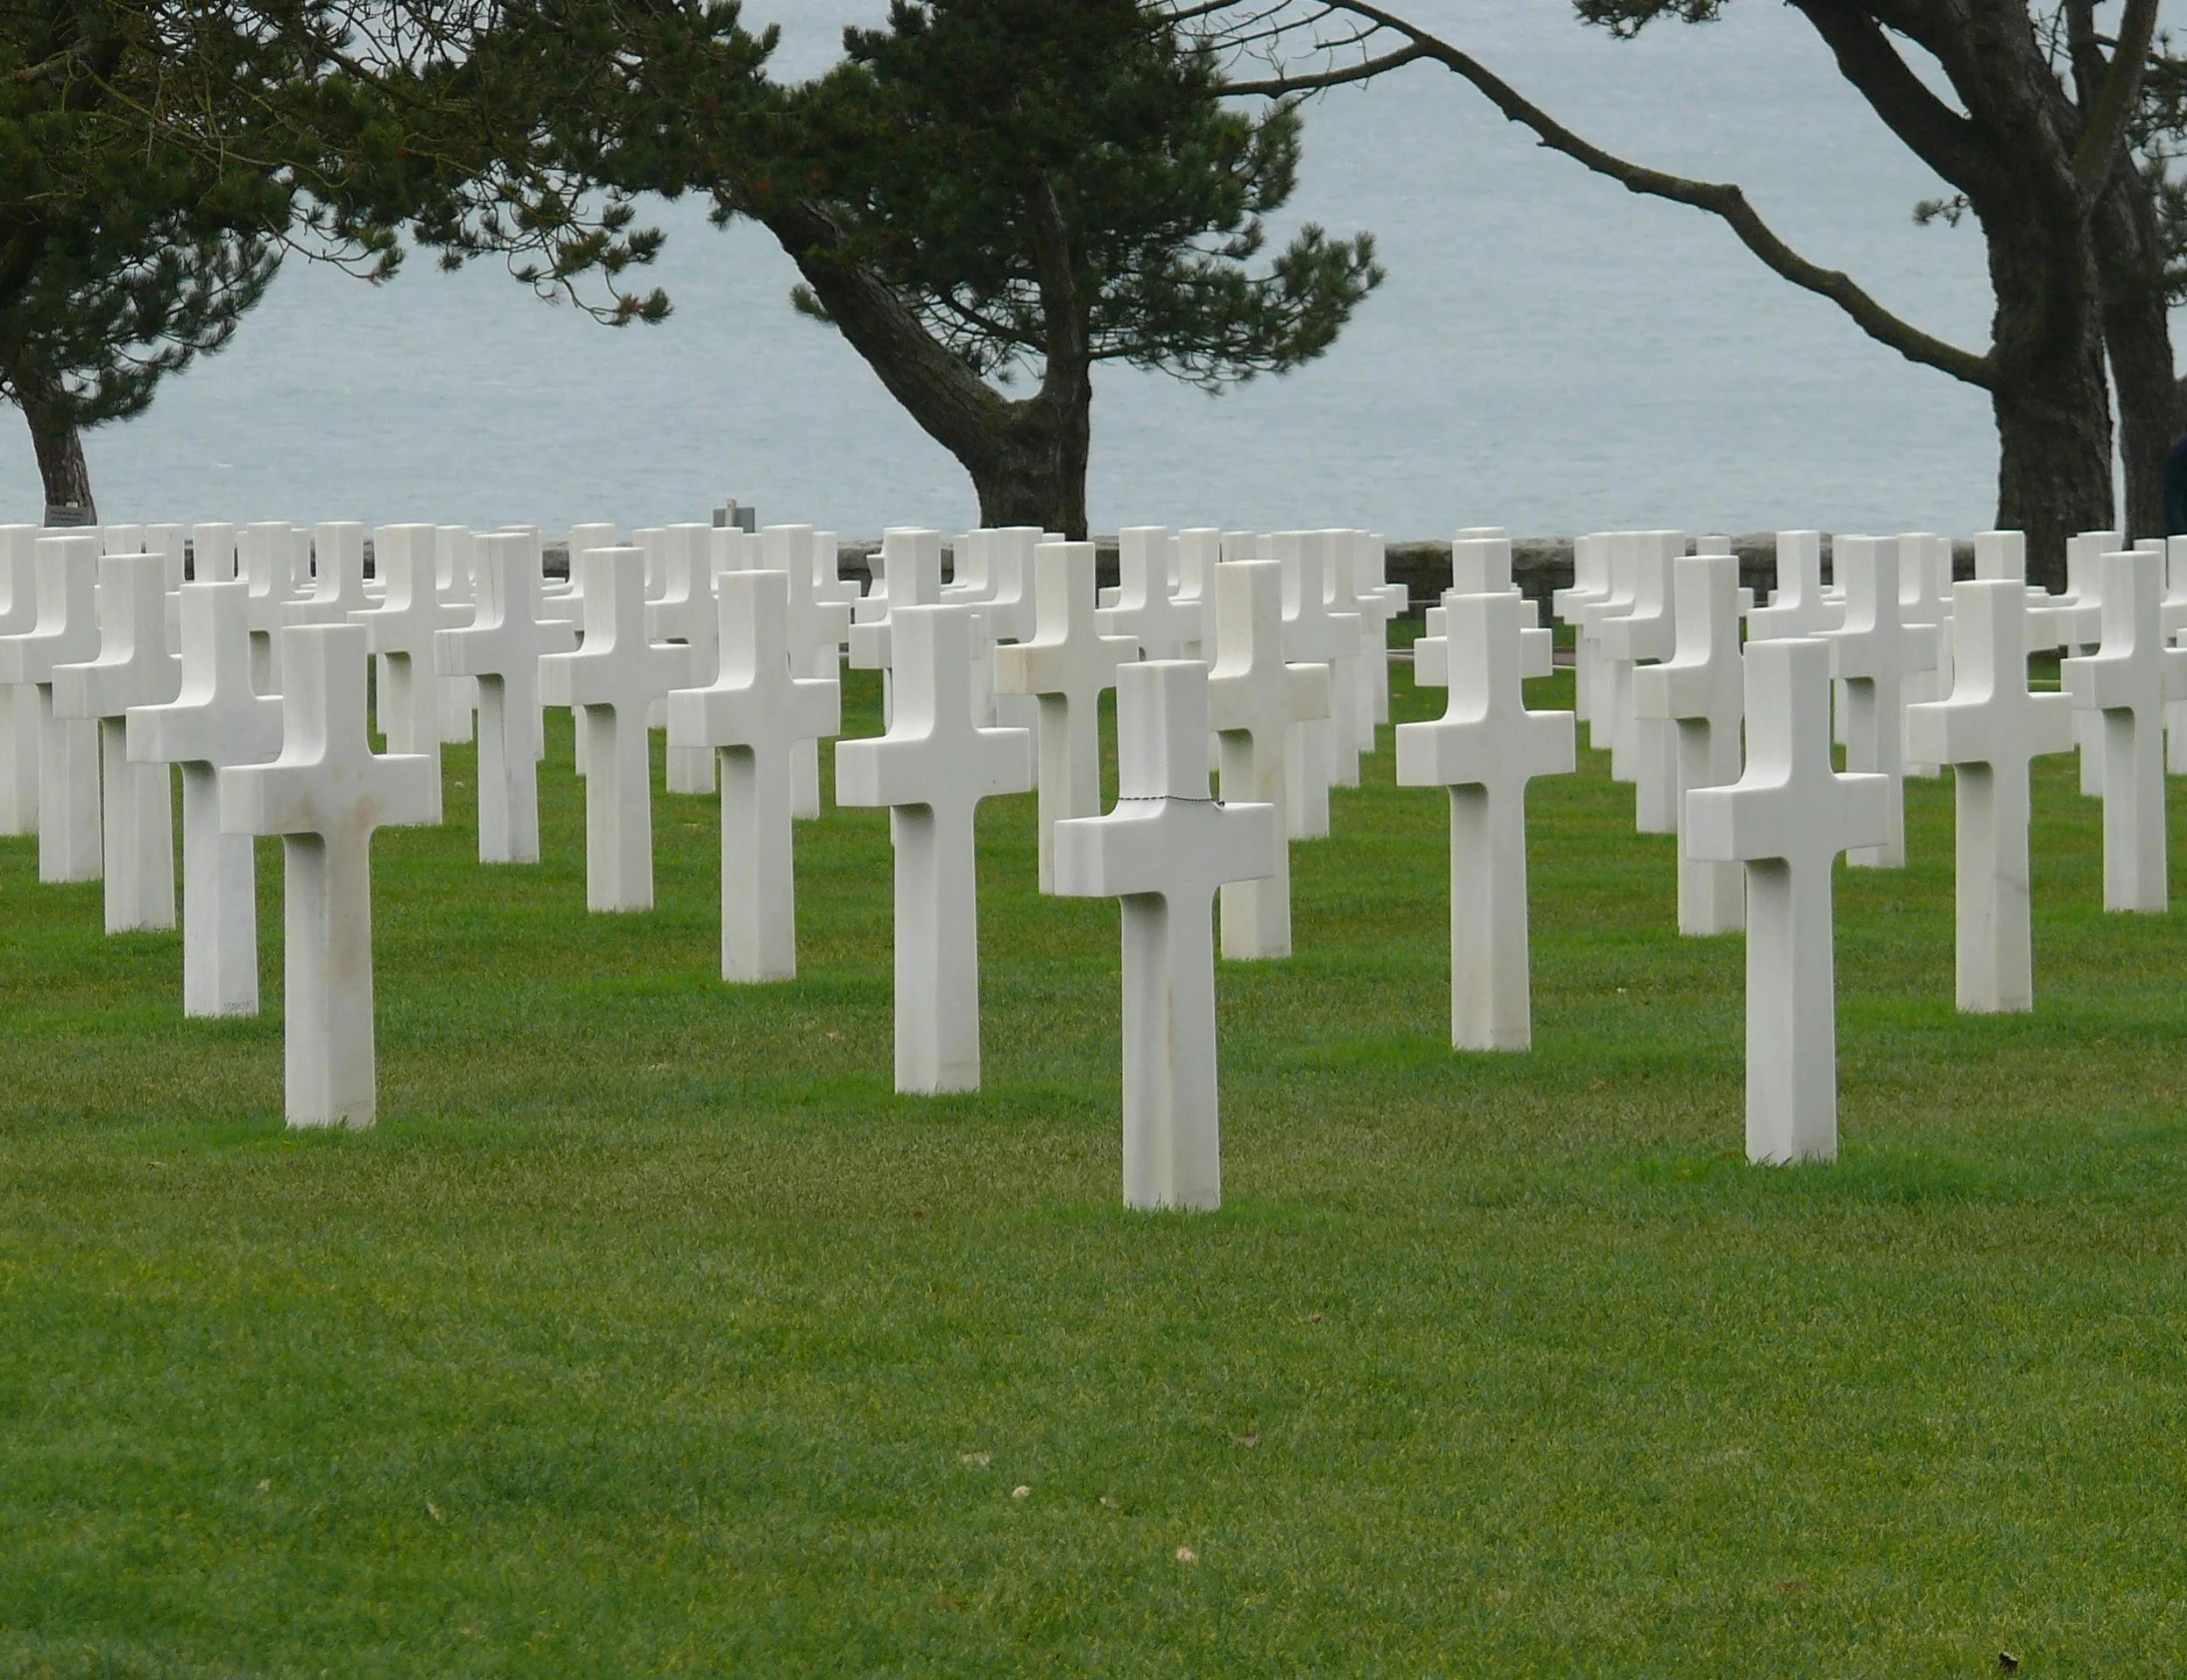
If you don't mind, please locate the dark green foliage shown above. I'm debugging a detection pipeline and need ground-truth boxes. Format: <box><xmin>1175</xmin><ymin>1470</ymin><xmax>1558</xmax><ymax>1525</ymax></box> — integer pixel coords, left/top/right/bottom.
<box><xmin>752</xmin><ymin>0</ymin><xmax>1380</xmax><ymax>390</ymax></box>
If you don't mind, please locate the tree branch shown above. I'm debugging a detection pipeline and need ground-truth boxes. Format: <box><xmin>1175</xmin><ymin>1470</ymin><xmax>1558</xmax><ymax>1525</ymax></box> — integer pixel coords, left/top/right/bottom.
<box><xmin>2072</xmin><ymin>0</ymin><xmax>2160</xmax><ymax>202</ymax></box>
<box><xmin>1221</xmin><ymin>0</ymin><xmax>1992</xmax><ymax>387</ymax></box>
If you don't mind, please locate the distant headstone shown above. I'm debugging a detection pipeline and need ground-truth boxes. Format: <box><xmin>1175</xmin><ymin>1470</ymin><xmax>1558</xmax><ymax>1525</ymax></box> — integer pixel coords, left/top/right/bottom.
<box><xmin>127</xmin><ymin>581</ymin><xmax>284</xmax><ymax>1015</ymax></box>
<box><xmin>355</xmin><ymin>524</ymin><xmax>459</xmax><ymax>822</ymax></box>
<box><xmin>1055</xmin><ymin>660</ymin><xmax>1279</xmax><ymax>1211</ymax></box>
<box><xmin>1824</xmin><ymin>535</ymin><xmax>1931</xmax><ymax>869</ymax></box>
<box><xmin>1634</xmin><ymin>553</ymin><xmax>1746</xmax><ymax>935</ymax></box>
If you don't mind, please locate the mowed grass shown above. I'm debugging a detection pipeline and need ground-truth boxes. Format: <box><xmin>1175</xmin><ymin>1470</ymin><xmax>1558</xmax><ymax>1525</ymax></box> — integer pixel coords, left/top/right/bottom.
<box><xmin>4</xmin><ymin>652</ymin><xmax>2187</xmax><ymax>1679</ymax></box>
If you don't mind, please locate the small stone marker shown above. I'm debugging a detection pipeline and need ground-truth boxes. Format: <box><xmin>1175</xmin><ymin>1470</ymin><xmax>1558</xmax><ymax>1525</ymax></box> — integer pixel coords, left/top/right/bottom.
<box><xmin>54</xmin><ymin>552</ymin><xmax>181</xmax><ymax>932</ymax></box>
<box><xmin>539</xmin><ymin>546</ymin><xmax>688</xmax><ymax>912</ymax></box>
<box><xmin>1206</xmin><ymin>558</ymin><xmax>1331</xmax><ymax>959</ymax></box>
<box><xmin>0</xmin><ymin>527</ymin><xmax>39</xmax><ymax>836</ymax></box>
<box><xmin>438</xmin><ymin>531</ymin><xmax>577</xmax><ymax>864</ymax></box>
<box><xmin>993</xmin><ymin>541</ymin><xmax>1135</xmax><ymax>890</ymax></box>
<box><xmin>354</xmin><ymin>525</ymin><xmax>456</xmax><ymax>822</ymax></box>
<box><xmin>0</xmin><ymin>534</ymin><xmax>103</xmax><ymax>880</ymax></box>
<box><xmin>1396</xmin><ymin>589</ymin><xmax>1576</xmax><ymax>1051</ymax></box>
<box><xmin>127</xmin><ymin>581</ymin><xmax>284</xmax><ymax>1015</ymax></box>
<box><xmin>1823</xmin><ymin>536</ymin><xmax>1932</xmax><ymax>869</ymax></box>
<box><xmin>1905</xmin><ymin>579</ymin><xmax>2073</xmax><ymax>1012</ymax></box>
<box><xmin>836</xmin><ymin>603</ymin><xmax>1034</xmax><ymax>1094</ymax></box>
<box><xmin>667</xmin><ymin>567</ymin><xmax>841</xmax><ymax>981</ymax></box>
<box><xmin>221</xmin><ymin>624</ymin><xmax>437</xmax><ymax>1127</ymax></box>
<box><xmin>1055</xmin><ymin>659</ymin><xmax>1279</xmax><ymax>1211</ymax></box>
<box><xmin>1686</xmin><ymin>637</ymin><xmax>1890</xmax><ymax>1165</ymax></box>
<box><xmin>1634</xmin><ymin>553</ymin><xmax>1746</xmax><ymax>935</ymax></box>
<box><xmin>2062</xmin><ymin>547</ymin><xmax>2187</xmax><ymax>913</ymax></box>
<box><xmin>1099</xmin><ymin>526</ymin><xmax>1195</xmax><ymax>661</ymax></box>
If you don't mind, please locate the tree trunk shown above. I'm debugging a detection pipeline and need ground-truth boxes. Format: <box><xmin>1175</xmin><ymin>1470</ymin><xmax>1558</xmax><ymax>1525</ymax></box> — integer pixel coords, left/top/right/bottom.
<box><xmin>1982</xmin><ymin>209</ymin><xmax>2113</xmax><ymax>591</ymax></box>
<box><xmin>2094</xmin><ymin>167</ymin><xmax>2179</xmax><ymax>542</ymax></box>
<box><xmin>965</xmin><ymin>377</ymin><xmax>1092</xmax><ymax>538</ymax></box>
<box><xmin>18</xmin><ymin>381</ymin><xmax>95</xmax><ymax>524</ymax></box>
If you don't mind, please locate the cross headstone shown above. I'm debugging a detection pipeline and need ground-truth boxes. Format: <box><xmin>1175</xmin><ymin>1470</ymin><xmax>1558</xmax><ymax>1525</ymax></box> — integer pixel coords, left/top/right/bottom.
<box><xmin>1307</xmin><ymin>530</ymin><xmax>1366</xmax><ymax>787</ymax></box>
<box><xmin>1685</xmin><ymin>637</ymin><xmax>1890</xmax><ymax>1164</ymax></box>
<box><xmin>1555</xmin><ymin>531</ymin><xmax>1613</xmax><ymax>729</ymax></box>
<box><xmin>1576</xmin><ymin>531</ymin><xmax>1640</xmax><ymax>766</ymax></box>
<box><xmin>667</xmin><ymin>567</ymin><xmax>841</xmax><ymax>982</ymax></box>
<box><xmin>1099</xmin><ymin>526</ymin><xmax>1195</xmax><ymax>661</ymax></box>
<box><xmin>1746</xmin><ymin>530</ymin><xmax>1842</xmax><ymax>641</ymax></box>
<box><xmin>836</xmin><ymin>603</ymin><xmax>1034</xmax><ymax>1093</ymax></box>
<box><xmin>1265</xmin><ymin>531</ymin><xmax>1354</xmax><ymax>836</ymax></box>
<box><xmin>1633</xmin><ymin>552</ymin><xmax>1746</xmax><ymax>935</ymax></box>
<box><xmin>284</xmin><ymin>522</ymin><xmax>371</xmax><ymax>627</ymax></box>
<box><xmin>1417</xmin><ymin>535</ymin><xmax>1554</xmax><ymax>689</ymax></box>
<box><xmin>1395</xmin><ymin>589</ymin><xmax>1576</xmax><ymax>1050</ymax></box>
<box><xmin>649</xmin><ymin>523</ymin><xmax>722</xmax><ymax>794</ymax></box>
<box><xmin>2163</xmin><ymin>535</ymin><xmax>2187</xmax><ymax>773</ymax></box>
<box><xmin>54</xmin><ymin>552</ymin><xmax>181</xmax><ymax>932</ymax></box>
<box><xmin>850</xmin><ymin>528</ymin><xmax>943</xmax><ymax>727</ymax></box>
<box><xmin>1823</xmin><ymin>535</ymin><xmax>1931</xmax><ymax>869</ymax></box>
<box><xmin>1206</xmin><ymin>558</ymin><xmax>1331</xmax><ymax>960</ymax></box>
<box><xmin>439</xmin><ymin>531</ymin><xmax>577</xmax><ymax>864</ymax></box>
<box><xmin>435</xmin><ymin>526</ymin><xmax>480</xmax><ymax>745</ymax></box>
<box><xmin>994</xmin><ymin>540</ymin><xmax>1136</xmax><ymax>890</ymax></box>
<box><xmin>1055</xmin><ymin>659</ymin><xmax>1278</xmax><ymax>1211</ymax></box>
<box><xmin>2062</xmin><ymin>547</ymin><xmax>2187</xmax><ymax>913</ymax></box>
<box><xmin>192</xmin><ymin>522</ymin><xmax>239</xmax><ymax>584</ymax></box>
<box><xmin>1174</xmin><ymin>528</ymin><xmax>1222</xmax><ymax>660</ymax></box>
<box><xmin>760</xmin><ymin>524</ymin><xmax>853</xmax><ymax>819</ymax></box>
<box><xmin>539</xmin><ymin>546</ymin><xmax>688</xmax><ymax>912</ymax></box>
<box><xmin>354</xmin><ymin>524</ymin><xmax>457</xmax><ymax>822</ymax></box>
<box><xmin>0</xmin><ymin>526</ymin><xmax>39</xmax><ymax>835</ymax></box>
<box><xmin>221</xmin><ymin>623</ymin><xmax>437</xmax><ymax>1128</ymax></box>
<box><xmin>126</xmin><ymin>581</ymin><xmax>284</xmax><ymax>1015</ymax></box>
<box><xmin>1905</xmin><ymin>579</ymin><xmax>2073</xmax><ymax>1012</ymax></box>
<box><xmin>0</xmin><ymin>534</ymin><xmax>103</xmax><ymax>880</ymax></box>
<box><xmin>1600</xmin><ymin>531</ymin><xmax>1683</xmax><ymax>834</ymax></box>
<box><xmin>1345</xmin><ymin>530</ymin><xmax>1408</xmax><ymax>737</ymax></box>
<box><xmin>241</xmin><ymin>521</ymin><xmax>305</xmax><ymax>691</ymax></box>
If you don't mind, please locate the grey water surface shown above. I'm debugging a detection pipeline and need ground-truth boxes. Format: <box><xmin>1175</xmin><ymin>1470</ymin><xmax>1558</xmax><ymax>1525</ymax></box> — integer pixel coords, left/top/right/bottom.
<box><xmin>18</xmin><ymin>5</ymin><xmax>2098</xmax><ymax>541</ymax></box>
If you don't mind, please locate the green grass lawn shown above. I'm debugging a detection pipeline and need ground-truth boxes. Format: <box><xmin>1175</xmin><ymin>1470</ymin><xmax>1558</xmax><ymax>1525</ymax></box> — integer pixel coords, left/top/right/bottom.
<box><xmin>4</xmin><ymin>656</ymin><xmax>2187</xmax><ymax>1678</ymax></box>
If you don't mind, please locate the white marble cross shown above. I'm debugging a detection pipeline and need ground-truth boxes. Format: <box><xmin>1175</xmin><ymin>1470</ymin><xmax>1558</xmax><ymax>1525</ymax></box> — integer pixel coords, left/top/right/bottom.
<box><xmin>1174</xmin><ymin>528</ymin><xmax>1222</xmax><ymax>659</ymax></box>
<box><xmin>1823</xmin><ymin>536</ymin><xmax>1931</xmax><ymax>869</ymax></box>
<box><xmin>849</xmin><ymin>527</ymin><xmax>944</xmax><ymax>727</ymax></box>
<box><xmin>0</xmin><ymin>534</ymin><xmax>103</xmax><ymax>880</ymax></box>
<box><xmin>993</xmin><ymin>540</ymin><xmax>1136</xmax><ymax>890</ymax></box>
<box><xmin>284</xmin><ymin>523</ymin><xmax>371</xmax><ymax>628</ymax></box>
<box><xmin>1055</xmin><ymin>659</ymin><xmax>1278</xmax><ymax>1212</ymax></box>
<box><xmin>1634</xmin><ymin>553</ymin><xmax>1746</xmax><ymax>935</ymax></box>
<box><xmin>1344</xmin><ymin>530</ymin><xmax>1408</xmax><ymax>739</ymax></box>
<box><xmin>241</xmin><ymin>522</ymin><xmax>306</xmax><ymax>691</ymax></box>
<box><xmin>1266</xmin><ymin>531</ymin><xmax>1355</xmax><ymax>835</ymax></box>
<box><xmin>1396</xmin><ymin>589</ymin><xmax>1576</xmax><ymax>1050</ymax></box>
<box><xmin>1098</xmin><ymin>526</ymin><xmax>1195</xmax><ymax>661</ymax></box>
<box><xmin>1576</xmin><ymin>531</ymin><xmax>1640</xmax><ymax>766</ymax></box>
<box><xmin>1206</xmin><ymin>558</ymin><xmax>1330</xmax><ymax>959</ymax></box>
<box><xmin>438</xmin><ymin>531</ymin><xmax>576</xmax><ymax>864</ymax></box>
<box><xmin>539</xmin><ymin>546</ymin><xmax>688</xmax><ymax>912</ymax></box>
<box><xmin>759</xmin><ymin>525</ymin><xmax>853</xmax><ymax>819</ymax></box>
<box><xmin>54</xmin><ymin>552</ymin><xmax>181</xmax><ymax>932</ymax></box>
<box><xmin>355</xmin><ymin>524</ymin><xmax>459</xmax><ymax>822</ymax></box>
<box><xmin>1417</xmin><ymin>536</ymin><xmax>1555</xmax><ymax>689</ymax></box>
<box><xmin>1555</xmin><ymin>531</ymin><xmax>1613</xmax><ymax>729</ymax></box>
<box><xmin>1686</xmin><ymin>637</ymin><xmax>1890</xmax><ymax>1164</ymax></box>
<box><xmin>2164</xmin><ymin>535</ymin><xmax>2187</xmax><ymax>774</ymax></box>
<box><xmin>1905</xmin><ymin>579</ymin><xmax>2073</xmax><ymax>1012</ymax></box>
<box><xmin>667</xmin><ymin>567</ymin><xmax>841</xmax><ymax>982</ymax></box>
<box><xmin>192</xmin><ymin>522</ymin><xmax>239</xmax><ymax>583</ymax></box>
<box><xmin>126</xmin><ymin>581</ymin><xmax>284</xmax><ymax>1015</ymax></box>
<box><xmin>0</xmin><ymin>526</ymin><xmax>39</xmax><ymax>836</ymax></box>
<box><xmin>222</xmin><ymin>623</ymin><xmax>436</xmax><ymax>1128</ymax></box>
<box><xmin>836</xmin><ymin>603</ymin><xmax>1033</xmax><ymax>1094</ymax></box>
<box><xmin>434</xmin><ymin>526</ymin><xmax>480</xmax><ymax>745</ymax></box>
<box><xmin>1600</xmin><ymin>531</ymin><xmax>1683</xmax><ymax>834</ymax></box>
<box><xmin>1306</xmin><ymin>530</ymin><xmax>1367</xmax><ymax>788</ymax></box>
<box><xmin>1746</xmin><ymin>530</ymin><xmax>1842</xmax><ymax>641</ymax></box>
<box><xmin>652</xmin><ymin>523</ymin><xmax>721</xmax><ymax>794</ymax></box>
<box><xmin>2062</xmin><ymin>547</ymin><xmax>2187</xmax><ymax>913</ymax></box>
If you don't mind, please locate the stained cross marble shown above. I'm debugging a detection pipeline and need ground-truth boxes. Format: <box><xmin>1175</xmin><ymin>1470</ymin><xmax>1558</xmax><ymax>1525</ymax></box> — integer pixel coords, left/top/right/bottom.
<box><xmin>1055</xmin><ymin>660</ymin><xmax>1278</xmax><ymax>1212</ymax></box>
<box><xmin>1685</xmin><ymin>637</ymin><xmax>1890</xmax><ymax>1165</ymax></box>
<box><xmin>221</xmin><ymin>624</ymin><xmax>438</xmax><ymax>1128</ymax></box>
<box><xmin>1395</xmin><ymin>589</ymin><xmax>1576</xmax><ymax>1051</ymax></box>
<box><xmin>127</xmin><ymin>581</ymin><xmax>284</xmax><ymax>1015</ymax></box>
<box><xmin>836</xmin><ymin>603</ymin><xmax>1034</xmax><ymax>1094</ymax></box>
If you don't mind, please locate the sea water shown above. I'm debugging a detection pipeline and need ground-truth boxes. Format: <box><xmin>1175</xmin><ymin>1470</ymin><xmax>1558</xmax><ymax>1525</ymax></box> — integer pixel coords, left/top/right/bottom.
<box><xmin>12</xmin><ymin>3</ymin><xmax>2031</xmax><ymax>539</ymax></box>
